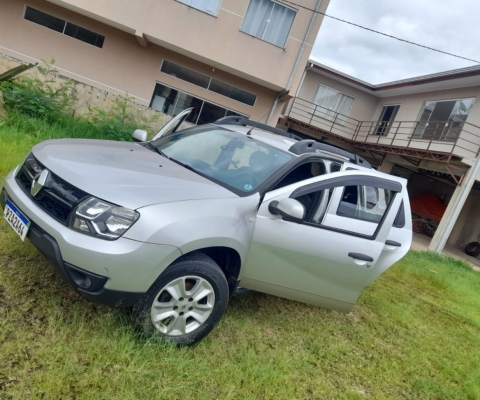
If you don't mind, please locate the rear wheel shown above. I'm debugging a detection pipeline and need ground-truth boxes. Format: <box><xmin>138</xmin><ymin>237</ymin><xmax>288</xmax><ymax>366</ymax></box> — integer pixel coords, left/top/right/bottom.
<box><xmin>465</xmin><ymin>242</ymin><xmax>480</xmax><ymax>258</ymax></box>
<box><xmin>134</xmin><ymin>252</ymin><xmax>229</xmax><ymax>345</ymax></box>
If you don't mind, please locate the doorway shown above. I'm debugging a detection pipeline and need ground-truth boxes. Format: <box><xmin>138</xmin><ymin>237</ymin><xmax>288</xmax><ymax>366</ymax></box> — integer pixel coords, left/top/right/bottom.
<box><xmin>373</xmin><ymin>105</ymin><xmax>400</xmax><ymax>135</ymax></box>
<box><xmin>413</xmin><ymin>98</ymin><xmax>475</xmax><ymax>141</ymax></box>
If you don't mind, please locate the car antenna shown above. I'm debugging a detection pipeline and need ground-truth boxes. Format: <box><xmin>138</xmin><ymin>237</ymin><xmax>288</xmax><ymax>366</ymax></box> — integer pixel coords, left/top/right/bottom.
<box><xmin>246</xmin><ymin>108</ymin><xmax>272</xmax><ymax>136</ymax></box>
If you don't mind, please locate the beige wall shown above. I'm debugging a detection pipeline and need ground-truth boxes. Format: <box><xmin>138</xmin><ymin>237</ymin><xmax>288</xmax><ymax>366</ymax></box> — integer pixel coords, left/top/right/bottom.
<box><xmin>0</xmin><ymin>53</ymin><xmax>180</xmax><ymax>132</ymax></box>
<box><xmin>374</xmin><ymin>86</ymin><xmax>480</xmax><ymax>127</ymax></box>
<box><xmin>297</xmin><ymin>70</ymin><xmax>380</xmax><ymax>122</ymax></box>
<box><xmin>44</xmin><ymin>0</ymin><xmax>328</xmax><ymax>94</ymax></box>
<box><xmin>0</xmin><ymin>0</ymin><xmax>293</xmax><ymax>122</ymax></box>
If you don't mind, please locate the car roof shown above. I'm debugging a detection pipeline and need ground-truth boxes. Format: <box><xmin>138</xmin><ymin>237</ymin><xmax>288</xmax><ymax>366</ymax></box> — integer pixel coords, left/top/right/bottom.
<box><xmin>213</xmin><ymin>123</ymin><xmax>366</xmax><ymax>166</ymax></box>
<box><xmin>213</xmin><ymin>123</ymin><xmax>298</xmax><ymax>153</ymax></box>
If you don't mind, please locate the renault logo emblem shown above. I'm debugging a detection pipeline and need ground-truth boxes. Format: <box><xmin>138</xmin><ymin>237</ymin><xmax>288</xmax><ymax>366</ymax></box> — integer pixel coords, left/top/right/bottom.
<box><xmin>31</xmin><ymin>169</ymin><xmax>49</xmax><ymax>197</ymax></box>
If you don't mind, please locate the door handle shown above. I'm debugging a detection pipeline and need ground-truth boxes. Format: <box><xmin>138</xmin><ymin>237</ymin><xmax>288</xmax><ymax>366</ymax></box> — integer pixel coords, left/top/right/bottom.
<box><xmin>348</xmin><ymin>253</ymin><xmax>374</xmax><ymax>262</ymax></box>
<box><xmin>385</xmin><ymin>240</ymin><xmax>401</xmax><ymax>247</ymax></box>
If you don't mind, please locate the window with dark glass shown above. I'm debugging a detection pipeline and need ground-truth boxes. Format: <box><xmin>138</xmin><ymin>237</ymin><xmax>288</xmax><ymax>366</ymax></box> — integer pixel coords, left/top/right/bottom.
<box><xmin>209</xmin><ymin>79</ymin><xmax>256</xmax><ymax>106</ymax></box>
<box><xmin>24</xmin><ymin>7</ymin><xmax>104</xmax><ymax>48</ymax></box>
<box><xmin>160</xmin><ymin>61</ymin><xmax>257</xmax><ymax>106</ymax></box>
<box><xmin>161</xmin><ymin>61</ymin><xmax>210</xmax><ymax>89</ymax></box>
<box><xmin>24</xmin><ymin>7</ymin><xmax>65</xmax><ymax>33</ymax></box>
<box><xmin>149</xmin><ymin>83</ymin><xmax>246</xmax><ymax>125</ymax></box>
<box><xmin>64</xmin><ymin>22</ymin><xmax>105</xmax><ymax>48</ymax></box>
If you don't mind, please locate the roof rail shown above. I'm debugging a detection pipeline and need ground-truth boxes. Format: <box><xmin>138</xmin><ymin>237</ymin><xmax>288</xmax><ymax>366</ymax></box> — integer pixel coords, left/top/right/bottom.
<box><xmin>214</xmin><ymin>116</ymin><xmax>302</xmax><ymax>141</ymax></box>
<box><xmin>289</xmin><ymin>140</ymin><xmax>372</xmax><ymax>168</ymax></box>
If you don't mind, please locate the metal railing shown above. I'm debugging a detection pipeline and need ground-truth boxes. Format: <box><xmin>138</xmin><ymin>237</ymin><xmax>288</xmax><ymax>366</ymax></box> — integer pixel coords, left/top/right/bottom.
<box><xmin>287</xmin><ymin>97</ymin><xmax>480</xmax><ymax>161</ymax></box>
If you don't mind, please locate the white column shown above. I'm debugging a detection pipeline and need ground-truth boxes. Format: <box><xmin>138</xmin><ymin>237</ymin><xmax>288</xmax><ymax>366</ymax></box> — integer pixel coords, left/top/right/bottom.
<box><xmin>377</xmin><ymin>160</ymin><xmax>394</xmax><ymax>174</ymax></box>
<box><xmin>429</xmin><ymin>156</ymin><xmax>480</xmax><ymax>253</ymax></box>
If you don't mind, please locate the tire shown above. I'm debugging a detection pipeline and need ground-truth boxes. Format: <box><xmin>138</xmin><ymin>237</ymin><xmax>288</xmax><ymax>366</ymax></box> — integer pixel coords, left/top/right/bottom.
<box><xmin>134</xmin><ymin>252</ymin><xmax>229</xmax><ymax>345</ymax></box>
<box><xmin>465</xmin><ymin>242</ymin><xmax>480</xmax><ymax>258</ymax></box>
<box><xmin>412</xmin><ymin>221</ymin><xmax>425</xmax><ymax>233</ymax></box>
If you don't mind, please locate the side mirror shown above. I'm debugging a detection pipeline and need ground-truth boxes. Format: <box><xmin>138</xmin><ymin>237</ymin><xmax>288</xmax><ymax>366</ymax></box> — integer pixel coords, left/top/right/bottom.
<box><xmin>132</xmin><ymin>129</ymin><xmax>148</xmax><ymax>143</ymax></box>
<box><xmin>268</xmin><ymin>198</ymin><xmax>305</xmax><ymax>224</ymax></box>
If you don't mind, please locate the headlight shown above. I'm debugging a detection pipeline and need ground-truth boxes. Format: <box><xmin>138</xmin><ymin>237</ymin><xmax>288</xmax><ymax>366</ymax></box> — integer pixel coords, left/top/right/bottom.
<box><xmin>69</xmin><ymin>197</ymin><xmax>139</xmax><ymax>240</ymax></box>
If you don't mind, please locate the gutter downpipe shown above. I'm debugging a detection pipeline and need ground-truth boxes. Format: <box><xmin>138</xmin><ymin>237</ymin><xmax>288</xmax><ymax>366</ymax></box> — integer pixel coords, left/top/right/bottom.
<box><xmin>266</xmin><ymin>0</ymin><xmax>323</xmax><ymax>125</ymax></box>
<box><xmin>429</xmin><ymin>155</ymin><xmax>480</xmax><ymax>253</ymax></box>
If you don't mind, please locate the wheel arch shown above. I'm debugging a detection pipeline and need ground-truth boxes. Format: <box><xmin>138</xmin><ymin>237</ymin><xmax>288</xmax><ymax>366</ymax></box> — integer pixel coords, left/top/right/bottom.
<box><xmin>180</xmin><ymin>246</ymin><xmax>242</xmax><ymax>297</ymax></box>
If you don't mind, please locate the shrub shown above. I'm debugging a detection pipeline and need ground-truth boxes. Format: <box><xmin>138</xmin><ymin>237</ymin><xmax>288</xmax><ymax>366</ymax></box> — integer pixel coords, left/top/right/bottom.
<box><xmin>0</xmin><ymin>58</ymin><xmax>74</xmax><ymax>121</ymax></box>
<box><xmin>88</xmin><ymin>93</ymin><xmax>159</xmax><ymax>141</ymax></box>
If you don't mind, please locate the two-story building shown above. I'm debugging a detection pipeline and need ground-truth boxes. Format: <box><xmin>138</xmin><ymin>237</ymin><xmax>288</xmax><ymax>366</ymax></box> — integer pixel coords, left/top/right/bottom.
<box><xmin>0</xmin><ymin>0</ymin><xmax>329</xmax><ymax>125</ymax></box>
<box><xmin>281</xmin><ymin>60</ymin><xmax>480</xmax><ymax>259</ymax></box>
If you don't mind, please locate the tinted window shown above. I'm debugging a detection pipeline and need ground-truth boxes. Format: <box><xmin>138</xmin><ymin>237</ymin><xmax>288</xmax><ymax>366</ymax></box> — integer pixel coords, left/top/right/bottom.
<box><xmin>24</xmin><ymin>7</ymin><xmax>65</xmax><ymax>33</ymax></box>
<box><xmin>393</xmin><ymin>201</ymin><xmax>406</xmax><ymax>228</ymax></box>
<box><xmin>64</xmin><ymin>22</ymin><xmax>104</xmax><ymax>48</ymax></box>
<box><xmin>161</xmin><ymin>60</ymin><xmax>210</xmax><ymax>89</ymax></box>
<box><xmin>24</xmin><ymin>7</ymin><xmax>104</xmax><ymax>48</ymax></box>
<box><xmin>152</xmin><ymin>126</ymin><xmax>291</xmax><ymax>193</ymax></box>
<box><xmin>331</xmin><ymin>163</ymin><xmax>342</xmax><ymax>172</ymax></box>
<box><xmin>209</xmin><ymin>79</ymin><xmax>256</xmax><ymax>106</ymax></box>
<box><xmin>150</xmin><ymin>83</ymin><xmax>247</xmax><ymax>125</ymax></box>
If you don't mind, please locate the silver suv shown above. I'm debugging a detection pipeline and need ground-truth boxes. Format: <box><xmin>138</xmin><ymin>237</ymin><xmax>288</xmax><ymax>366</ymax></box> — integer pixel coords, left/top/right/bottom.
<box><xmin>1</xmin><ymin>110</ymin><xmax>412</xmax><ymax>344</ymax></box>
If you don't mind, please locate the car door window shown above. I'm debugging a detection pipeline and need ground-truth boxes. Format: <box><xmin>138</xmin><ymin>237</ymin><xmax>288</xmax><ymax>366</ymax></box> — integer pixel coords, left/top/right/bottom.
<box><xmin>337</xmin><ymin>185</ymin><xmax>392</xmax><ymax>224</ymax></box>
<box><xmin>294</xmin><ymin>184</ymin><xmax>395</xmax><ymax>237</ymax></box>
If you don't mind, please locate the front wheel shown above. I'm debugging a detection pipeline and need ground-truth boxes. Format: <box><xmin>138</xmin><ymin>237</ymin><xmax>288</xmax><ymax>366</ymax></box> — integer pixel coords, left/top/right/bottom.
<box><xmin>134</xmin><ymin>252</ymin><xmax>229</xmax><ymax>345</ymax></box>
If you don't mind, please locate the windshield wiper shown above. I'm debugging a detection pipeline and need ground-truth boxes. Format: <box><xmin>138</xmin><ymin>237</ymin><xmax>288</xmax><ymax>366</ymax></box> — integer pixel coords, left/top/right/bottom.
<box><xmin>147</xmin><ymin>143</ymin><xmax>170</xmax><ymax>159</ymax></box>
<box><xmin>168</xmin><ymin>158</ymin><xmax>210</xmax><ymax>179</ymax></box>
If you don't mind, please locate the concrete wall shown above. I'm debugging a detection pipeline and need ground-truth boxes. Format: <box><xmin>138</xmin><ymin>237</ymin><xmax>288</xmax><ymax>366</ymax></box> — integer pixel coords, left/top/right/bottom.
<box><xmin>447</xmin><ymin>189</ymin><xmax>480</xmax><ymax>248</ymax></box>
<box><xmin>375</xmin><ymin>86</ymin><xmax>480</xmax><ymax>128</ymax></box>
<box><xmin>44</xmin><ymin>0</ymin><xmax>328</xmax><ymax>93</ymax></box>
<box><xmin>0</xmin><ymin>0</ymin><xmax>297</xmax><ymax>123</ymax></box>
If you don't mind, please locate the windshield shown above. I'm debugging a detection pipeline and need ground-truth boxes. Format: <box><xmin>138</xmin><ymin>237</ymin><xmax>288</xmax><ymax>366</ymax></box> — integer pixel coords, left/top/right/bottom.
<box><xmin>151</xmin><ymin>125</ymin><xmax>292</xmax><ymax>194</ymax></box>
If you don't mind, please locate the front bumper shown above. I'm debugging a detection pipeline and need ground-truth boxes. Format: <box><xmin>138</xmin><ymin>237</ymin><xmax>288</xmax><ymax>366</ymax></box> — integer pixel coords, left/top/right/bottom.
<box><xmin>1</xmin><ymin>167</ymin><xmax>183</xmax><ymax>305</ymax></box>
<box><xmin>1</xmin><ymin>188</ymin><xmax>141</xmax><ymax>306</ymax></box>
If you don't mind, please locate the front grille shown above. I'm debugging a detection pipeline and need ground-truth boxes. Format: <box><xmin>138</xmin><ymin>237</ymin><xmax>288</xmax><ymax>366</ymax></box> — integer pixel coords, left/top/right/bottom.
<box><xmin>15</xmin><ymin>155</ymin><xmax>90</xmax><ymax>225</ymax></box>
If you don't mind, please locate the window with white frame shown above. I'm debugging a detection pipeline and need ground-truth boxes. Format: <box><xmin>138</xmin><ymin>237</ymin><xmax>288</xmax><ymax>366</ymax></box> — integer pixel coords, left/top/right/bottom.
<box><xmin>312</xmin><ymin>85</ymin><xmax>354</xmax><ymax>126</ymax></box>
<box><xmin>241</xmin><ymin>0</ymin><xmax>296</xmax><ymax>47</ymax></box>
<box><xmin>177</xmin><ymin>0</ymin><xmax>221</xmax><ymax>16</ymax></box>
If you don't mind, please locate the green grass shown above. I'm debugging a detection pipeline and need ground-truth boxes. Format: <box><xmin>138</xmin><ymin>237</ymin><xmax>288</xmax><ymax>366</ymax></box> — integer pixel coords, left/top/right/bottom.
<box><xmin>1</xmin><ymin>115</ymin><xmax>480</xmax><ymax>399</ymax></box>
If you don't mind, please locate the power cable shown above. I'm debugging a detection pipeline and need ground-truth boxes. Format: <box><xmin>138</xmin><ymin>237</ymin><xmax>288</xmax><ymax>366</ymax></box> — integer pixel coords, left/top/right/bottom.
<box><xmin>281</xmin><ymin>0</ymin><xmax>480</xmax><ymax>64</ymax></box>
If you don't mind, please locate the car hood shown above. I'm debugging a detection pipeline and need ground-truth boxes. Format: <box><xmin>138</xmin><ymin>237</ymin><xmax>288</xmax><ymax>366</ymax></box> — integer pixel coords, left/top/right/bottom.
<box><xmin>32</xmin><ymin>139</ymin><xmax>237</xmax><ymax>209</ymax></box>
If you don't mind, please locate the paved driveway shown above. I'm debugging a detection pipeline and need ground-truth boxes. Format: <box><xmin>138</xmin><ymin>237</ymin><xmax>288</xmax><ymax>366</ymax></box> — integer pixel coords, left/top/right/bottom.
<box><xmin>411</xmin><ymin>233</ymin><xmax>480</xmax><ymax>272</ymax></box>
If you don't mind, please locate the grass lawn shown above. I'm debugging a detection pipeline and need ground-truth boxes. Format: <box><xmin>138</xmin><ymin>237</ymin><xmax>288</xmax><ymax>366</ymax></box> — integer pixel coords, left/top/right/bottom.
<box><xmin>1</xmin><ymin>117</ymin><xmax>480</xmax><ymax>399</ymax></box>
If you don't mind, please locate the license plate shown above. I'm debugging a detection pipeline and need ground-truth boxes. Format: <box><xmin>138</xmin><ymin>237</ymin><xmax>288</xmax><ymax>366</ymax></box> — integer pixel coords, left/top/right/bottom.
<box><xmin>3</xmin><ymin>200</ymin><xmax>31</xmax><ymax>241</ymax></box>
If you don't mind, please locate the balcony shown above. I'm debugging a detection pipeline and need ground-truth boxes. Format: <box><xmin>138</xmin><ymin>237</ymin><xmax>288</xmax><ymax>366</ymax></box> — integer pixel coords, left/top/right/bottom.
<box><xmin>286</xmin><ymin>98</ymin><xmax>480</xmax><ymax>163</ymax></box>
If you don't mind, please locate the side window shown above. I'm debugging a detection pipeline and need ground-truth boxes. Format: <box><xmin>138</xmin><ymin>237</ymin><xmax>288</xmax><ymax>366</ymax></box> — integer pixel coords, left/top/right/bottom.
<box><xmin>289</xmin><ymin>179</ymin><xmax>399</xmax><ymax>237</ymax></box>
<box><xmin>393</xmin><ymin>201</ymin><xmax>405</xmax><ymax>228</ymax></box>
<box><xmin>330</xmin><ymin>163</ymin><xmax>342</xmax><ymax>172</ymax></box>
<box><xmin>273</xmin><ymin>162</ymin><xmax>326</xmax><ymax>190</ymax></box>
<box><xmin>337</xmin><ymin>185</ymin><xmax>393</xmax><ymax>224</ymax></box>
